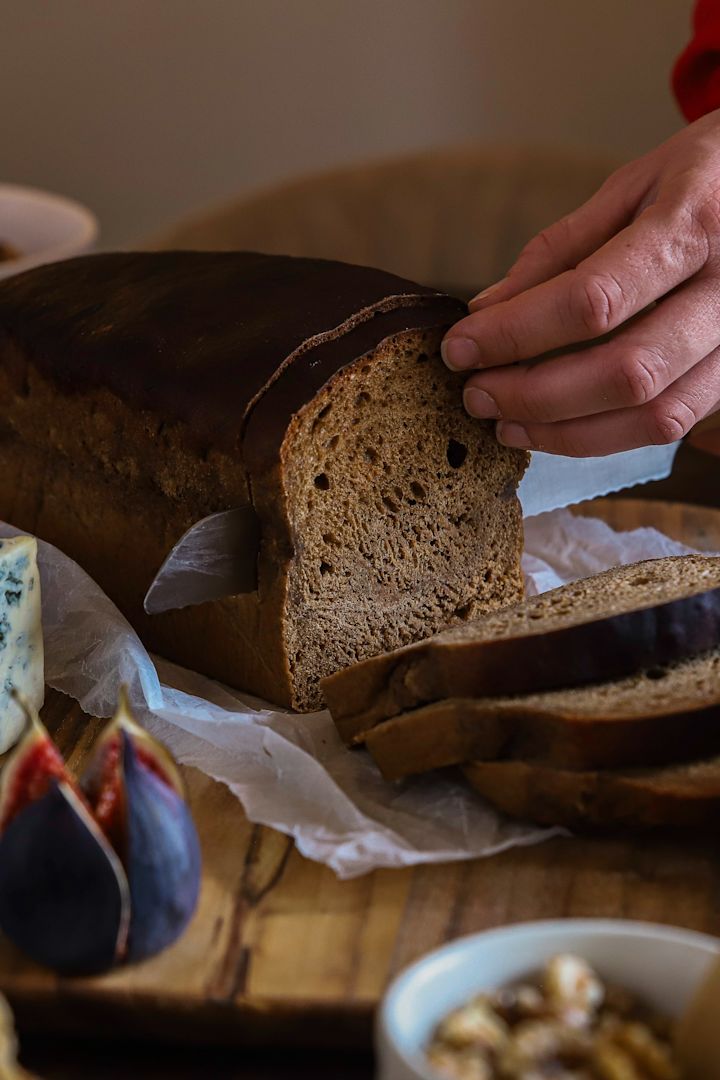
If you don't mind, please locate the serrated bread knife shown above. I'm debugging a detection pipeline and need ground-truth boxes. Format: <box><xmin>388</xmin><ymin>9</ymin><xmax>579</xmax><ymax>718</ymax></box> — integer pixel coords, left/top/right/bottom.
<box><xmin>143</xmin><ymin>441</ymin><xmax>680</xmax><ymax>615</ymax></box>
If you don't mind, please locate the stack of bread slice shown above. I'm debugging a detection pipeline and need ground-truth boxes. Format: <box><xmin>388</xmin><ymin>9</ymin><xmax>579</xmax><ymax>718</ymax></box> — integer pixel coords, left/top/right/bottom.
<box><xmin>321</xmin><ymin>554</ymin><xmax>720</xmax><ymax>829</ymax></box>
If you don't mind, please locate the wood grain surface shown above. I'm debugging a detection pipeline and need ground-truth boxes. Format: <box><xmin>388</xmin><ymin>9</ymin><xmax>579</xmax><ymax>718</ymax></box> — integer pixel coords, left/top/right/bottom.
<box><xmin>2</xmin><ymin>498</ymin><xmax>720</xmax><ymax>1054</ymax></box>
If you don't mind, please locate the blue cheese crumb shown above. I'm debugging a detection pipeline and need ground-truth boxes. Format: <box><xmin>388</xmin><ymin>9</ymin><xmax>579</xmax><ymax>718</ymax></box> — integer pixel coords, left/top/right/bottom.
<box><xmin>0</xmin><ymin>537</ymin><xmax>44</xmax><ymax>753</ymax></box>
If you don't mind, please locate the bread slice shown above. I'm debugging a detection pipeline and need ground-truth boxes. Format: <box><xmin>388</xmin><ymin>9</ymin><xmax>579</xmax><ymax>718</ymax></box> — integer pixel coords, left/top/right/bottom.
<box><xmin>463</xmin><ymin>754</ymin><xmax>720</xmax><ymax>830</ymax></box>
<box><xmin>362</xmin><ymin>649</ymin><xmax>720</xmax><ymax>779</ymax></box>
<box><xmin>0</xmin><ymin>252</ymin><xmax>527</xmax><ymax>710</ymax></box>
<box><xmin>323</xmin><ymin>555</ymin><xmax>720</xmax><ymax>741</ymax></box>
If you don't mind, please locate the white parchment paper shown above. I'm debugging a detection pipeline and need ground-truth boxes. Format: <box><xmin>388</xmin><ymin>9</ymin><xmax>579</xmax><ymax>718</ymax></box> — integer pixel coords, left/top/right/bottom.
<box><xmin>0</xmin><ymin>510</ymin><xmax>706</xmax><ymax>879</ymax></box>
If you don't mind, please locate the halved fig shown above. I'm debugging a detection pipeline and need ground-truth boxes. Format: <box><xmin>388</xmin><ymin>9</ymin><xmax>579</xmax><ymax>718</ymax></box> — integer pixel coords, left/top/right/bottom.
<box><xmin>0</xmin><ymin>694</ymin><xmax>75</xmax><ymax>834</ymax></box>
<box><xmin>0</xmin><ymin>781</ymin><xmax>130</xmax><ymax>974</ymax></box>
<box><xmin>0</xmin><ymin>688</ymin><xmax>202</xmax><ymax>975</ymax></box>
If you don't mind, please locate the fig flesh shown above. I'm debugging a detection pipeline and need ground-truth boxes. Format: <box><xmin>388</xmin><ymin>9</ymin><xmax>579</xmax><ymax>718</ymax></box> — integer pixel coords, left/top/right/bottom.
<box><xmin>81</xmin><ymin>688</ymin><xmax>184</xmax><ymax>851</ymax></box>
<box><xmin>0</xmin><ymin>691</ymin><xmax>201</xmax><ymax>974</ymax></box>
<box><xmin>0</xmin><ymin>701</ymin><xmax>72</xmax><ymax>833</ymax></box>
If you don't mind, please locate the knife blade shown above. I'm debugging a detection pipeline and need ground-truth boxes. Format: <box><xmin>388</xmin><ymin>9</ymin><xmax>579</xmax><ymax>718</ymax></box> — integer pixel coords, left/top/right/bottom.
<box><xmin>143</xmin><ymin>441</ymin><xmax>680</xmax><ymax>614</ymax></box>
<box><xmin>517</xmin><ymin>441</ymin><xmax>681</xmax><ymax>518</ymax></box>
<box><xmin>143</xmin><ymin>506</ymin><xmax>261</xmax><ymax>614</ymax></box>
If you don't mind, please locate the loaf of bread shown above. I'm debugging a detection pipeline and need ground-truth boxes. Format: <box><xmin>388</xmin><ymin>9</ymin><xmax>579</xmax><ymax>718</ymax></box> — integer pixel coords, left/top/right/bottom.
<box><xmin>463</xmin><ymin>753</ymin><xmax>720</xmax><ymax>830</ymax></box>
<box><xmin>0</xmin><ymin>251</ymin><xmax>528</xmax><ymax>709</ymax></box>
<box><xmin>363</xmin><ymin>648</ymin><xmax>720</xmax><ymax>779</ymax></box>
<box><xmin>324</xmin><ymin>555</ymin><xmax>720</xmax><ymax>740</ymax></box>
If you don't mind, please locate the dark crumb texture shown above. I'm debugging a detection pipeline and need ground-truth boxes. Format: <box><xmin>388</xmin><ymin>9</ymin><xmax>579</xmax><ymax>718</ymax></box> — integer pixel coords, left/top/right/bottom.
<box><xmin>280</xmin><ymin>328</ymin><xmax>527</xmax><ymax>709</ymax></box>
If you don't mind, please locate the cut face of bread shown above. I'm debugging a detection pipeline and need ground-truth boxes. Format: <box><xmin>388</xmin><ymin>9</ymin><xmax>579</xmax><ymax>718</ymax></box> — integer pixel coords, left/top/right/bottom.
<box><xmin>271</xmin><ymin>327</ymin><xmax>527</xmax><ymax>709</ymax></box>
<box><xmin>324</xmin><ymin>555</ymin><xmax>720</xmax><ymax>739</ymax></box>
<box><xmin>463</xmin><ymin>753</ymin><xmax>720</xmax><ymax>831</ymax></box>
<box><xmin>363</xmin><ymin>648</ymin><xmax>720</xmax><ymax>779</ymax></box>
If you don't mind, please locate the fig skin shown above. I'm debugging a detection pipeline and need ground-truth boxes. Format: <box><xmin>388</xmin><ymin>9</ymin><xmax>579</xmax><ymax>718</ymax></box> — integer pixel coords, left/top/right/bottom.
<box><xmin>122</xmin><ymin>734</ymin><xmax>202</xmax><ymax>962</ymax></box>
<box><xmin>0</xmin><ymin>781</ymin><xmax>130</xmax><ymax>975</ymax></box>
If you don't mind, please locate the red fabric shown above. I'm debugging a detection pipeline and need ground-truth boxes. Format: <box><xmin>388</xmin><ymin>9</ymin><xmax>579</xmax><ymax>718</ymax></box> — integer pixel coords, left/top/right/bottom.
<box><xmin>673</xmin><ymin>0</ymin><xmax>720</xmax><ymax>120</ymax></box>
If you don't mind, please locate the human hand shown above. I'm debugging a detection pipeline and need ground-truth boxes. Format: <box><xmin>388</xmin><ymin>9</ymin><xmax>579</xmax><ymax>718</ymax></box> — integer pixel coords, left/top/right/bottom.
<box><xmin>442</xmin><ymin>111</ymin><xmax>720</xmax><ymax>456</ymax></box>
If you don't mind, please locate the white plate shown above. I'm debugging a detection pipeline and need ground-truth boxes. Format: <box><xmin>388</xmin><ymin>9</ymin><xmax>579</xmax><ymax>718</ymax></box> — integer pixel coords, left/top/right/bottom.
<box><xmin>377</xmin><ymin>918</ymin><xmax>720</xmax><ymax>1080</ymax></box>
<box><xmin>0</xmin><ymin>183</ymin><xmax>98</xmax><ymax>280</ymax></box>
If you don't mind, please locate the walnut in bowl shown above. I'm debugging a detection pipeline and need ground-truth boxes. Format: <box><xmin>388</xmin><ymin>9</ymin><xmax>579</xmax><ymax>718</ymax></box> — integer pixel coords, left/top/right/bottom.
<box><xmin>427</xmin><ymin>954</ymin><xmax>681</xmax><ymax>1079</ymax></box>
<box><xmin>377</xmin><ymin>920</ymin><xmax>719</xmax><ymax>1080</ymax></box>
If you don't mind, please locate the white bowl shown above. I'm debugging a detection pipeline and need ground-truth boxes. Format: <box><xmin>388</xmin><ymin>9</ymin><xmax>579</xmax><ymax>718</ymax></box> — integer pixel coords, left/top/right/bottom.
<box><xmin>377</xmin><ymin>919</ymin><xmax>720</xmax><ymax>1080</ymax></box>
<box><xmin>0</xmin><ymin>183</ymin><xmax>98</xmax><ymax>280</ymax></box>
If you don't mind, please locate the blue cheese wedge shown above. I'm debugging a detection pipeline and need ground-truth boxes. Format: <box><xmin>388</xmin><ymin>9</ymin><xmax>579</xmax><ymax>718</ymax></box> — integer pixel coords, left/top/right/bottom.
<box><xmin>0</xmin><ymin>536</ymin><xmax>44</xmax><ymax>753</ymax></box>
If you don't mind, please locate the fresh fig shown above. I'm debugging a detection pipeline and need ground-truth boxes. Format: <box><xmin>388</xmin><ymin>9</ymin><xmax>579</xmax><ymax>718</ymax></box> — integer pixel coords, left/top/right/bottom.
<box><xmin>0</xmin><ymin>690</ymin><xmax>201</xmax><ymax>974</ymax></box>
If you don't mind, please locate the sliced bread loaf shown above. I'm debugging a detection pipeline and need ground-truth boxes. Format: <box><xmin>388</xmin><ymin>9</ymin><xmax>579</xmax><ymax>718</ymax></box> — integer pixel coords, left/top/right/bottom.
<box><xmin>363</xmin><ymin>649</ymin><xmax>720</xmax><ymax>779</ymax></box>
<box><xmin>463</xmin><ymin>753</ymin><xmax>720</xmax><ymax>830</ymax></box>
<box><xmin>324</xmin><ymin>555</ymin><xmax>720</xmax><ymax>741</ymax></box>
<box><xmin>0</xmin><ymin>252</ymin><xmax>527</xmax><ymax>710</ymax></box>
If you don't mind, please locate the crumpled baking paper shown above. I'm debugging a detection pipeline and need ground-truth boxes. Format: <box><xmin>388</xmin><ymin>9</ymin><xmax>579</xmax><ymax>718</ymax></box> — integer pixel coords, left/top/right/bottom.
<box><xmin>0</xmin><ymin>509</ymin><xmax>709</xmax><ymax>879</ymax></box>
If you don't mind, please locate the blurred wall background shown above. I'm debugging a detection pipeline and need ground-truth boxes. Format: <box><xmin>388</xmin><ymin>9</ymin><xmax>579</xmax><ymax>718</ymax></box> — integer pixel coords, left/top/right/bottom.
<box><xmin>2</xmin><ymin>0</ymin><xmax>694</xmax><ymax>246</ymax></box>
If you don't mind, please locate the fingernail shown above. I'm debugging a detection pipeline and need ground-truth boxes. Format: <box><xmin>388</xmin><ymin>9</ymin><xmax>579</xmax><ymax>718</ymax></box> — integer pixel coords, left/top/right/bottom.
<box><xmin>441</xmin><ymin>337</ymin><xmax>481</xmax><ymax>371</ymax></box>
<box><xmin>497</xmin><ymin>421</ymin><xmax>532</xmax><ymax>449</ymax></box>
<box><xmin>463</xmin><ymin>387</ymin><xmax>500</xmax><ymax>419</ymax></box>
<box><xmin>468</xmin><ymin>279</ymin><xmax>506</xmax><ymax>311</ymax></box>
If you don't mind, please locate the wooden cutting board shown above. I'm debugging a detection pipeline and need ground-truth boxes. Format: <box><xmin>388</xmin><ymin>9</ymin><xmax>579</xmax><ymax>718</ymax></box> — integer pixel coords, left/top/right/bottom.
<box><xmin>1</xmin><ymin>498</ymin><xmax>719</xmax><ymax>1049</ymax></box>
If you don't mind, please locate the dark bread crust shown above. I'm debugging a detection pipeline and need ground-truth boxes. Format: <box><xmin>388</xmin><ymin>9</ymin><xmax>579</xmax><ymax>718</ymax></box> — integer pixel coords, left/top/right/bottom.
<box><xmin>363</xmin><ymin>685</ymin><xmax>720</xmax><ymax>780</ymax></box>
<box><xmin>326</xmin><ymin>563</ymin><xmax>720</xmax><ymax>742</ymax></box>
<box><xmin>0</xmin><ymin>251</ymin><xmax>465</xmax><ymax>461</ymax></box>
<box><xmin>243</xmin><ymin>298</ymin><xmax>464</xmax><ymax>473</ymax></box>
<box><xmin>463</xmin><ymin>757</ymin><xmax>720</xmax><ymax>830</ymax></box>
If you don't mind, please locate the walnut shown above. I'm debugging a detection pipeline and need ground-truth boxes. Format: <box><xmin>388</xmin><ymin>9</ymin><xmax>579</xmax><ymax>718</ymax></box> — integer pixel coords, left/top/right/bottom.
<box><xmin>492</xmin><ymin>985</ymin><xmax>548</xmax><ymax>1025</ymax></box>
<box><xmin>545</xmin><ymin>954</ymin><xmax>605</xmax><ymax>1022</ymax></box>
<box><xmin>426</xmin><ymin>1045</ymin><xmax>493</xmax><ymax>1080</ymax></box>
<box><xmin>435</xmin><ymin>1000</ymin><xmax>509</xmax><ymax>1052</ymax></box>
<box><xmin>497</xmin><ymin>1019</ymin><xmax>593</xmax><ymax>1073</ymax></box>
<box><xmin>425</xmin><ymin>955</ymin><xmax>681</xmax><ymax>1080</ymax></box>
<box><xmin>612</xmin><ymin>1022</ymin><xmax>681</xmax><ymax>1079</ymax></box>
<box><xmin>593</xmin><ymin>1040</ymin><xmax>644</xmax><ymax>1080</ymax></box>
